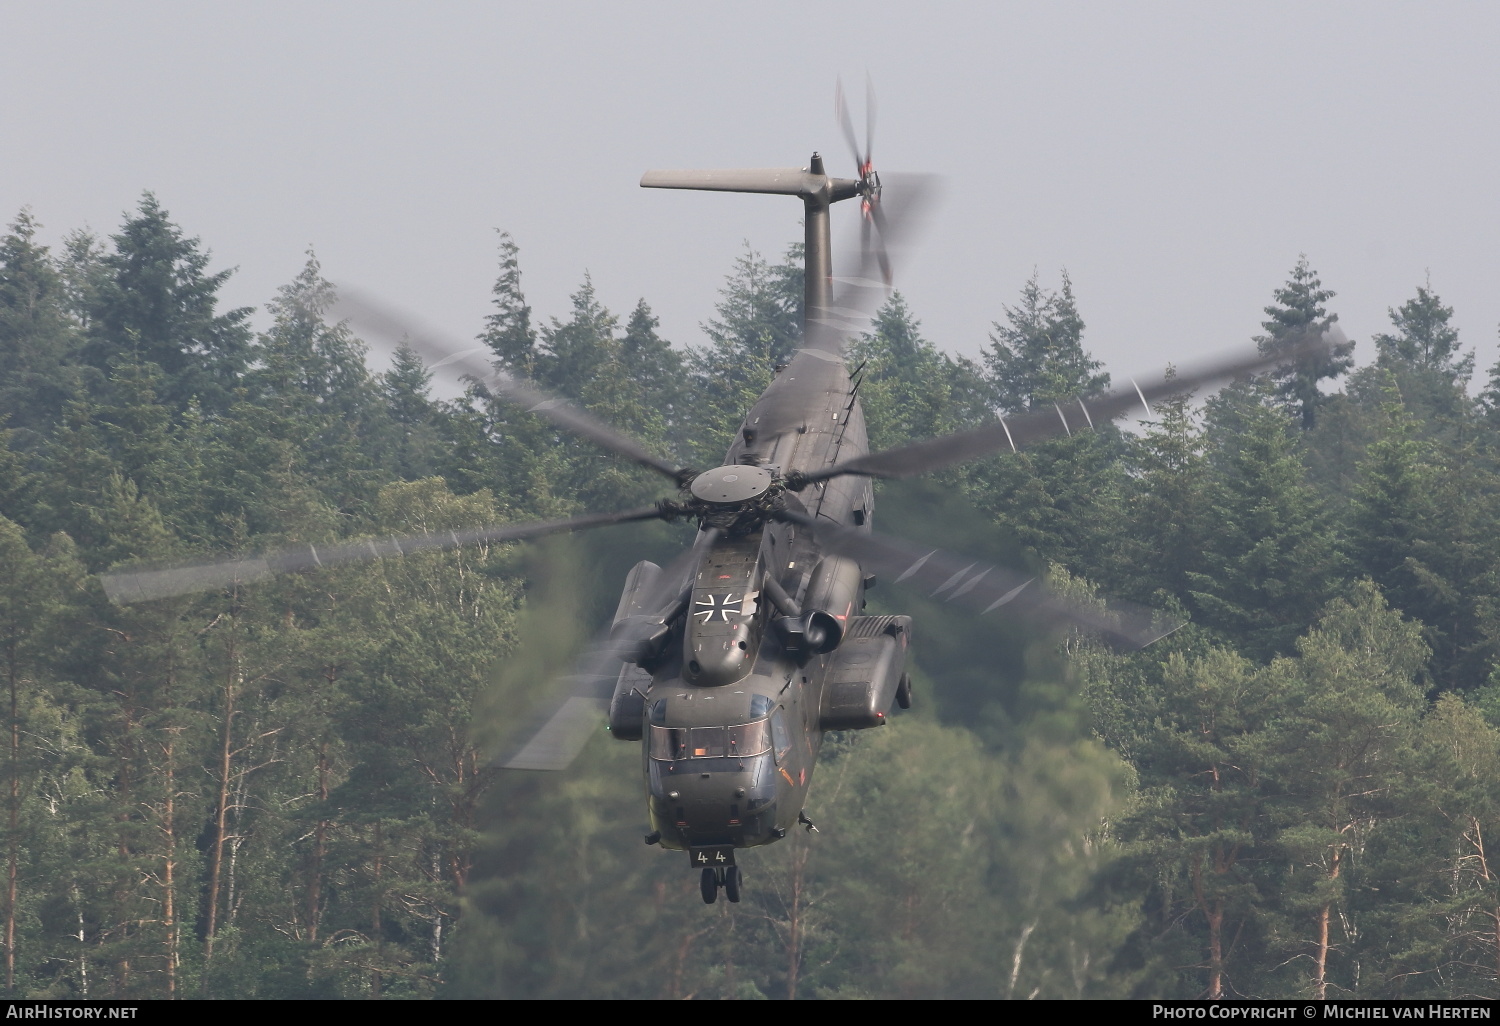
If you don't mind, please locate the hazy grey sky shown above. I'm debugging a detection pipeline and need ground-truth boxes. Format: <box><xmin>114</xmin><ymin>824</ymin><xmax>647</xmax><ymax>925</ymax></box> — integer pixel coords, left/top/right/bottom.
<box><xmin>4</xmin><ymin>2</ymin><xmax>1498</xmax><ymax>394</ymax></box>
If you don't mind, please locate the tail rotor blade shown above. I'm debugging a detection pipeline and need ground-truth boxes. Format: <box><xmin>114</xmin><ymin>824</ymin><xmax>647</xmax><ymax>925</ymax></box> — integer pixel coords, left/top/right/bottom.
<box><xmin>835</xmin><ymin>77</ymin><xmax>863</xmax><ymax>172</ymax></box>
<box><xmin>864</xmin><ymin>72</ymin><xmax>876</xmax><ymax>170</ymax></box>
<box><xmin>868</xmin><ymin>201</ymin><xmax>893</xmax><ymax>287</ymax></box>
<box><xmin>836</xmin><ymin>172</ymin><xmax>940</xmax><ymax>311</ymax></box>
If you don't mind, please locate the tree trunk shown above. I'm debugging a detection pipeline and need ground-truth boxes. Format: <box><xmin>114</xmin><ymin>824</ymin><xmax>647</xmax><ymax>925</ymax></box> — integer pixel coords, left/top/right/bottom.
<box><xmin>371</xmin><ymin>820</ymin><xmax>383</xmax><ymax>1000</ymax></box>
<box><xmin>1008</xmin><ymin>921</ymin><xmax>1036</xmax><ymax>999</ymax></box>
<box><xmin>1313</xmin><ymin>848</ymin><xmax>1342</xmax><ymax>1001</ymax></box>
<box><xmin>161</xmin><ymin>734</ymin><xmax>177</xmax><ymax>1000</ymax></box>
<box><xmin>6</xmin><ymin>635</ymin><xmax>18</xmax><ymax>994</ymax></box>
<box><xmin>785</xmin><ymin>836</ymin><xmax>806</xmax><ymax>1001</ymax></box>
<box><xmin>1206</xmin><ymin>899</ymin><xmax>1224</xmax><ymax>1000</ymax></box>
<box><xmin>306</xmin><ymin>666</ymin><xmax>338</xmax><ymax>944</ymax></box>
<box><xmin>307</xmin><ymin>735</ymin><xmax>329</xmax><ymax>943</ymax></box>
<box><xmin>204</xmin><ymin>622</ymin><xmax>238</xmax><ymax>962</ymax></box>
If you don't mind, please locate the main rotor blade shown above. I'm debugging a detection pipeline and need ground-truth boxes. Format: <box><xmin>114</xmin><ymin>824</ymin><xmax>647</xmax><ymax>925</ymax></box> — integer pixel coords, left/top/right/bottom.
<box><xmin>100</xmin><ymin>505</ymin><xmax>667</xmax><ymax>604</ymax></box>
<box><xmin>494</xmin><ymin>529</ymin><xmax>719</xmax><ymax>771</ymax></box>
<box><xmin>331</xmin><ymin>288</ymin><xmax>691</xmax><ymax>486</ymax></box>
<box><xmin>797</xmin><ymin>327</ymin><xmax>1337</xmax><ymax>486</ymax></box>
<box><xmin>776</xmin><ymin>510</ymin><xmax>1177</xmax><ymax>651</ymax></box>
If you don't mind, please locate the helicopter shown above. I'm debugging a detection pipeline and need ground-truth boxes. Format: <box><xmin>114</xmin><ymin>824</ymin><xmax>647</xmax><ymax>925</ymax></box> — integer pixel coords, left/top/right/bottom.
<box><xmin>99</xmin><ymin>83</ymin><xmax>1333</xmax><ymax>906</ymax></box>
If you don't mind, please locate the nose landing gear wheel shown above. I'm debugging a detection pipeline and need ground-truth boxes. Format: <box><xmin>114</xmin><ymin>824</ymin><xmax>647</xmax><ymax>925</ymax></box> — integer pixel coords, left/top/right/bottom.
<box><xmin>724</xmin><ymin>865</ymin><xmax>742</xmax><ymax>903</ymax></box>
<box><xmin>701</xmin><ymin>866</ymin><xmax>718</xmax><ymax>904</ymax></box>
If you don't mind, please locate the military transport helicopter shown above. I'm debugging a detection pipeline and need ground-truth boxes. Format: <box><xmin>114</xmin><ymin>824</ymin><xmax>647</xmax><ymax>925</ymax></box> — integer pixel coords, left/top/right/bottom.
<box><xmin>100</xmin><ymin>83</ymin><xmax>1333</xmax><ymax>905</ymax></box>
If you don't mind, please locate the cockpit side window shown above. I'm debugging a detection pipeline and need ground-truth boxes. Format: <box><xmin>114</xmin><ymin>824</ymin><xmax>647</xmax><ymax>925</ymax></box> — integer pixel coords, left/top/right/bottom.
<box><xmin>770</xmin><ymin>708</ymin><xmax>791</xmax><ymax>763</ymax></box>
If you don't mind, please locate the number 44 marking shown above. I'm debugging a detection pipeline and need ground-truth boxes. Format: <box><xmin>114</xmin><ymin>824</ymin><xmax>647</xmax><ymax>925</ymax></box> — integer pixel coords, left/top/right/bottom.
<box><xmin>696</xmin><ymin>850</ymin><xmax>728</xmax><ymax>863</ymax></box>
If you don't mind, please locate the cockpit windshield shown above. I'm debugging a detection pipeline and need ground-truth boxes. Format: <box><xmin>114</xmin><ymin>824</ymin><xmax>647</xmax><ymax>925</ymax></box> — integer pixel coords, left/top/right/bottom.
<box><xmin>649</xmin><ymin>719</ymin><xmax>772</xmax><ymax>761</ymax></box>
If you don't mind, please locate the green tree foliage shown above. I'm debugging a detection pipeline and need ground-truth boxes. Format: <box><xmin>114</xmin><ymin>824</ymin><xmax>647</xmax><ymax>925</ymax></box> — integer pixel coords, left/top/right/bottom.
<box><xmin>1373</xmin><ymin>280</ymin><xmax>1473</xmax><ymax>425</ymax></box>
<box><xmin>969</xmin><ymin>272</ymin><xmax>1124</xmax><ymax>577</ymax></box>
<box><xmin>1114</xmin><ymin>375</ymin><xmax>1210</xmax><ymax>603</ymax></box>
<box><xmin>1256</xmin><ymin>256</ymin><xmax>1355</xmax><ymax>430</ymax></box>
<box><xmin>381</xmin><ymin>341</ymin><xmax>446</xmax><ymax>481</ymax></box>
<box><xmin>82</xmin><ymin>194</ymin><xmax>252</xmax><ymax>417</ymax></box>
<box><xmin>11</xmin><ymin>198</ymin><xmax>1500</xmax><ymax>1000</ymax></box>
<box><xmin>1189</xmin><ymin>388</ymin><xmax>1342</xmax><ymax>660</ymax></box>
<box><xmin>985</xmin><ymin>269</ymin><xmax>1108</xmax><ymax>413</ymax></box>
<box><xmin>847</xmin><ymin>291</ymin><xmax>986</xmax><ymax>452</ymax></box>
<box><xmin>0</xmin><ymin>212</ymin><xmax>77</xmax><ymax>443</ymax></box>
<box><xmin>1264</xmin><ymin>582</ymin><xmax>1427</xmax><ymax>999</ymax></box>
<box><xmin>685</xmin><ymin>243</ymin><xmax>804</xmax><ymax>468</ymax></box>
<box><xmin>479</xmin><ymin>230</ymin><xmax>534</xmax><ymax>376</ymax></box>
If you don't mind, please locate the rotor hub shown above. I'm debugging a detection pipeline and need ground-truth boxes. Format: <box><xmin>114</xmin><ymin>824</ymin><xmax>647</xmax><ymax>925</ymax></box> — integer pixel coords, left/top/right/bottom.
<box><xmin>689</xmin><ymin>465</ymin><xmax>775</xmax><ymax>505</ymax></box>
<box><xmin>858</xmin><ymin>163</ymin><xmax>881</xmax><ymax>216</ymax></box>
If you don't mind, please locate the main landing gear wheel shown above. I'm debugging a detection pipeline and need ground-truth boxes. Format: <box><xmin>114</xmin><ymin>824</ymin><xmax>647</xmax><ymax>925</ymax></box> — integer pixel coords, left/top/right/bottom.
<box><xmin>895</xmin><ymin>673</ymin><xmax>913</xmax><ymax>710</ymax></box>
<box><xmin>701</xmin><ymin>867</ymin><xmax>718</xmax><ymax>904</ymax></box>
<box><xmin>724</xmin><ymin>865</ymin><xmax>742</xmax><ymax>903</ymax></box>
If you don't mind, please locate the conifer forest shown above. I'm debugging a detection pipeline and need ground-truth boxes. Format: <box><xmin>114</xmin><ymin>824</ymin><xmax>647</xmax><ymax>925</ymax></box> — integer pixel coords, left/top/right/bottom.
<box><xmin>6</xmin><ymin>194</ymin><xmax>1500</xmax><ymax>1000</ymax></box>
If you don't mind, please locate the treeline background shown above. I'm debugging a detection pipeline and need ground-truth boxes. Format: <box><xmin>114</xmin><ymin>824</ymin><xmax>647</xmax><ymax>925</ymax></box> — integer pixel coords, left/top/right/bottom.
<box><xmin>3</xmin><ymin>195</ymin><xmax>1500</xmax><ymax>999</ymax></box>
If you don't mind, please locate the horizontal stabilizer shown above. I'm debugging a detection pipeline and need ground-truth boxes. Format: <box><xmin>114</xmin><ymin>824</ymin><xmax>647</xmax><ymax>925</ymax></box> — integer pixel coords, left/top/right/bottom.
<box><xmin>641</xmin><ymin>168</ymin><xmax>817</xmax><ymax>196</ymax></box>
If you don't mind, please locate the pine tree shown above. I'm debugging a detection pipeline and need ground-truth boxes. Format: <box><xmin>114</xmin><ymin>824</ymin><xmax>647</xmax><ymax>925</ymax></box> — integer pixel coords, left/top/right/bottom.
<box><xmin>618</xmin><ymin>299</ymin><xmax>685</xmax><ymax>450</ymax></box>
<box><xmin>1255</xmin><ymin>256</ymin><xmax>1354</xmax><ymax>430</ymax></box>
<box><xmin>985</xmin><ymin>270</ymin><xmax>1108</xmax><ymax>413</ymax></box>
<box><xmin>1374</xmin><ymin>280</ymin><xmax>1471</xmax><ymax>382</ymax></box>
<box><xmin>535</xmin><ymin>273</ymin><xmax>617</xmax><ymax>396</ymax></box>
<box><xmin>0</xmin><ymin>210</ymin><xmax>78</xmax><ymax>441</ymax></box>
<box><xmin>248</xmin><ymin>251</ymin><xmax>385</xmax><ymax>511</ymax></box>
<box><xmin>1267</xmin><ymin>582</ymin><xmax>1426</xmax><ymax>999</ymax></box>
<box><xmin>1116</xmin><ymin>371</ymin><xmax>1210</xmax><ymax>603</ymax></box>
<box><xmin>1189</xmin><ymin>388</ymin><xmax>1343</xmax><ymax>660</ymax></box>
<box><xmin>847</xmin><ymin>291</ymin><xmax>987</xmax><ymax>451</ymax></box>
<box><xmin>1347</xmin><ymin>373</ymin><xmax>1498</xmax><ymax>691</ymax></box>
<box><xmin>83</xmin><ymin>194</ymin><xmax>253</xmax><ymax>417</ymax></box>
<box><xmin>380</xmin><ymin>342</ymin><xmax>444</xmax><ymax>481</ymax></box>
<box><xmin>479</xmin><ymin>231</ymin><xmax>535</xmax><ymax>376</ymax></box>
<box><xmin>1112</xmin><ymin>646</ymin><xmax>1284</xmax><ymax>999</ymax></box>
<box><xmin>686</xmin><ymin>242</ymin><xmax>805</xmax><ymax>468</ymax></box>
<box><xmin>1375</xmin><ymin>694</ymin><xmax>1500</xmax><ymax>997</ymax></box>
<box><xmin>1347</xmin><ymin>377</ymin><xmax>1437</xmax><ymax>620</ymax></box>
<box><xmin>0</xmin><ymin>518</ymin><xmax>86</xmax><ymax>994</ymax></box>
<box><xmin>1370</xmin><ymin>280</ymin><xmax>1473</xmax><ymax>429</ymax></box>
<box><xmin>971</xmin><ymin>272</ymin><xmax>1122</xmax><ymax>577</ymax></box>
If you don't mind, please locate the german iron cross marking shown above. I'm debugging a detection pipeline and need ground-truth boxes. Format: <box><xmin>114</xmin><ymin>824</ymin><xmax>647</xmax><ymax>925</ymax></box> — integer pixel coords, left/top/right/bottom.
<box><xmin>694</xmin><ymin>594</ymin><xmax>739</xmax><ymax>622</ymax></box>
